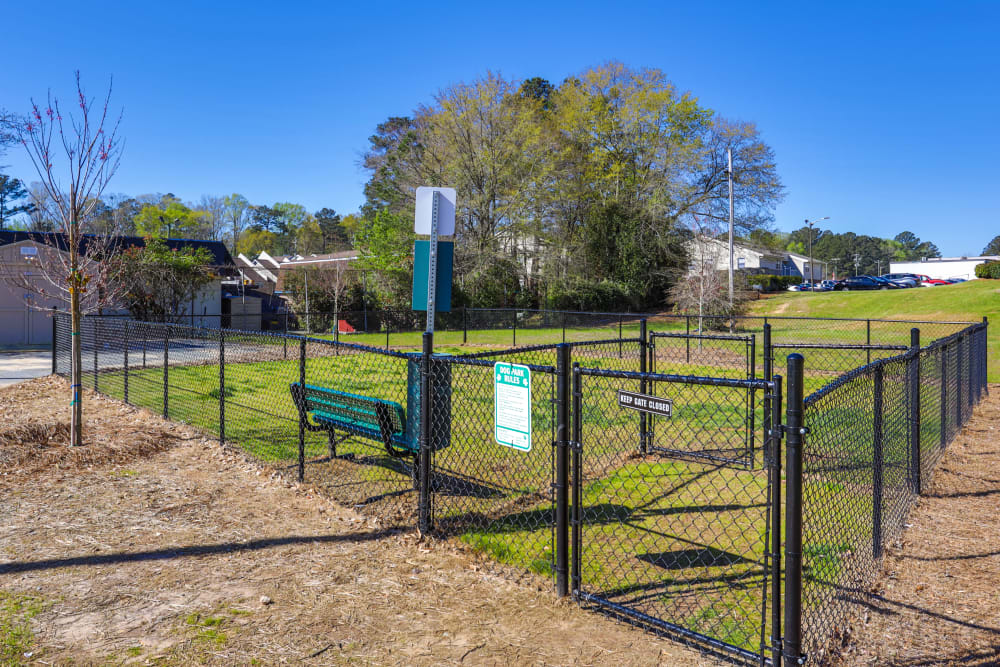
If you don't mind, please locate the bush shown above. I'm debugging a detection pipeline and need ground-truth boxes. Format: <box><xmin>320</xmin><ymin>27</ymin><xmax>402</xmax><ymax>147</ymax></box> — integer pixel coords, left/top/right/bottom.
<box><xmin>546</xmin><ymin>277</ymin><xmax>637</xmax><ymax>312</ymax></box>
<box><xmin>975</xmin><ymin>261</ymin><xmax>1000</xmax><ymax>279</ymax></box>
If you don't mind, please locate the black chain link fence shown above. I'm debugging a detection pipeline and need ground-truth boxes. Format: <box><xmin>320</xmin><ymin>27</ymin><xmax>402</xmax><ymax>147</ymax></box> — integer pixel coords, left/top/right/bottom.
<box><xmin>52</xmin><ymin>311</ymin><xmax>989</xmax><ymax>666</ymax></box>
<box><xmin>796</xmin><ymin>322</ymin><xmax>988</xmax><ymax>663</ymax></box>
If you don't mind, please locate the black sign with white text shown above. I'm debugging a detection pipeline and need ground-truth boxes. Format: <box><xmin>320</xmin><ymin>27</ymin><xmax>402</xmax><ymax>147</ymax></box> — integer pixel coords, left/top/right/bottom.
<box><xmin>617</xmin><ymin>390</ymin><xmax>672</xmax><ymax>417</ymax></box>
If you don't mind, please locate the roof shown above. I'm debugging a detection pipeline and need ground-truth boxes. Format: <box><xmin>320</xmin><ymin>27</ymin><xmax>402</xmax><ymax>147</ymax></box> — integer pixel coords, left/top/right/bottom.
<box><xmin>277</xmin><ymin>250</ymin><xmax>358</xmax><ymax>266</ymax></box>
<box><xmin>0</xmin><ymin>231</ymin><xmax>236</xmax><ymax>267</ymax></box>
<box><xmin>891</xmin><ymin>256</ymin><xmax>999</xmax><ymax>264</ymax></box>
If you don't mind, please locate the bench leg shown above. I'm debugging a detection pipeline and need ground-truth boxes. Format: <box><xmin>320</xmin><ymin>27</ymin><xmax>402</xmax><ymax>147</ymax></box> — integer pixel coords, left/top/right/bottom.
<box><xmin>327</xmin><ymin>430</ymin><xmax>337</xmax><ymax>459</ymax></box>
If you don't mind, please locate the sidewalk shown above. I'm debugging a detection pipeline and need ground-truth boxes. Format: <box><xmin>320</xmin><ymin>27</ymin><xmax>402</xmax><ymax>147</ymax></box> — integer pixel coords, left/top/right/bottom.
<box><xmin>0</xmin><ymin>350</ymin><xmax>53</xmax><ymax>388</ymax></box>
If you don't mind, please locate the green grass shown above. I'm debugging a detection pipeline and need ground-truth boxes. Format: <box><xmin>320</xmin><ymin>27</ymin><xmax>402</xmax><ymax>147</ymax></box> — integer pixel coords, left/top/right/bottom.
<box><xmin>749</xmin><ymin>280</ymin><xmax>996</xmax><ymax>381</ymax></box>
<box><xmin>0</xmin><ymin>591</ymin><xmax>46</xmax><ymax>665</ymax></box>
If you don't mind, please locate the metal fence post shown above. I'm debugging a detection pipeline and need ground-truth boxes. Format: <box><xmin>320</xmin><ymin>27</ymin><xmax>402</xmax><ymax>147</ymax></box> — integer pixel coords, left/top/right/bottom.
<box><xmin>123</xmin><ymin>321</ymin><xmax>129</xmax><ymax>404</ymax></box>
<box><xmin>142</xmin><ymin>325</ymin><xmax>147</xmax><ymax>368</ymax></box>
<box><xmin>685</xmin><ymin>315</ymin><xmax>691</xmax><ymax>362</ymax></box>
<box><xmin>418</xmin><ymin>331</ymin><xmax>434</xmax><ymax>533</ymax></box>
<box><xmin>769</xmin><ymin>372</ymin><xmax>783</xmax><ymax>667</ymax></box>
<box><xmin>571</xmin><ymin>362</ymin><xmax>582</xmax><ymax>598</ymax></box>
<box><xmin>93</xmin><ymin>319</ymin><xmax>99</xmax><ymax>391</ymax></box>
<box><xmin>463</xmin><ymin>307</ymin><xmax>468</xmax><ymax>345</ymax></box>
<box><xmin>909</xmin><ymin>328</ymin><xmax>921</xmax><ymax>494</ymax></box>
<box><xmin>512</xmin><ymin>311</ymin><xmax>517</xmax><ymax>347</ymax></box>
<box><xmin>555</xmin><ymin>344</ymin><xmax>571</xmax><ymax>597</ymax></box>
<box><xmin>162</xmin><ymin>329</ymin><xmax>169</xmax><ymax>419</ymax></box>
<box><xmin>298</xmin><ymin>339</ymin><xmax>306</xmax><ymax>482</ymax></box>
<box><xmin>639</xmin><ymin>318</ymin><xmax>648</xmax><ymax>454</ymax></box>
<box><xmin>873</xmin><ymin>362</ymin><xmax>884</xmax><ymax>559</ymax></box>
<box><xmin>219</xmin><ymin>328</ymin><xmax>225</xmax><ymax>446</ymax></box>
<box><xmin>983</xmin><ymin>317</ymin><xmax>990</xmax><ymax>397</ymax></box>
<box><xmin>866</xmin><ymin>319</ymin><xmax>872</xmax><ymax>365</ymax></box>
<box><xmin>562</xmin><ymin>312</ymin><xmax>566</xmax><ymax>344</ymax></box>
<box><xmin>51</xmin><ymin>310</ymin><xmax>58</xmax><ymax>374</ymax></box>
<box><xmin>783</xmin><ymin>354</ymin><xmax>804</xmax><ymax>667</ymax></box>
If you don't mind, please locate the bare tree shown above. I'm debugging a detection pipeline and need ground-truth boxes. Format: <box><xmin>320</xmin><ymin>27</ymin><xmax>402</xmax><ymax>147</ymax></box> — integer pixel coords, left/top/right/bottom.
<box><xmin>12</xmin><ymin>72</ymin><xmax>124</xmax><ymax>447</ymax></box>
<box><xmin>671</xmin><ymin>216</ymin><xmax>733</xmax><ymax>334</ymax></box>
<box><xmin>198</xmin><ymin>195</ymin><xmax>227</xmax><ymax>241</ymax></box>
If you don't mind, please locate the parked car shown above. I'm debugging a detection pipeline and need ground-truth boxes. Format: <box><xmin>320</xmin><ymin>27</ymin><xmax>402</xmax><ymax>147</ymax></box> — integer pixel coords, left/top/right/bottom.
<box><xmin>787</xmin><ymin>282</ymin><xmax>815</xmax><ymax>292</ymax></box>
<box><xmin>872</xmin><ymin>276</ymin><xmax>902</xmax><ymax>289</ymax></box>
<box><xmin>947</xmin><ymin>277</ymin><xmax>967</xmax><ymax>283</ymax></box>
<box><xmin>815</xmin><ymin>280</ymin><xmax>837</xmax><ymax>291</ymax></box>
<box><xmin>833</xmin><ymin>275</ymin><xmax>892</xmax><ymax>291</ymax></box>
<box><xmin>881</xmin><ymin>273</ymin><xmax>919</xmax><ymax>288</ymax></box>
<box><xmin>920</xmin><ymin>277</ymin><xmax>952</xmax><ymax>286</ymax></box>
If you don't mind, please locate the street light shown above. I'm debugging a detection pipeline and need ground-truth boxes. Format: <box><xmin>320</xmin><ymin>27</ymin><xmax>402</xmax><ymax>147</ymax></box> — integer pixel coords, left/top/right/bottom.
<box><xmin>804</xmin><ymin>216</ymin><xmax>830</xmax><ymax>286</ymax></box>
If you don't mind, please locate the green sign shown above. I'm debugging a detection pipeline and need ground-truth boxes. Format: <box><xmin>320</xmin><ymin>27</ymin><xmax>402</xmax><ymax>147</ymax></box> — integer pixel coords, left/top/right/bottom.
<box><xmin>412</xmin><ymin>239</ymin><xmax>454</xmax><ymax>312</ymax></box>
<box><xmin>494</xmin><ymin>362</ymin><xmax>532</xmax><ymax>451</ymax></box>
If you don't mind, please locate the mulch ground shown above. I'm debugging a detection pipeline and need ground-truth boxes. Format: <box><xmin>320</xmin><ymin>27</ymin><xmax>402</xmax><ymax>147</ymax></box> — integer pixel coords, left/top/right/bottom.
<box><xmin>0</xmin><ymin>377</ymin><xmax>714</xmax><ymax>666</ymax></box>
<box><xmin>834</xmin><ymin>384</ymin><xmax>1000</xmax><ymax>666</ymax></box>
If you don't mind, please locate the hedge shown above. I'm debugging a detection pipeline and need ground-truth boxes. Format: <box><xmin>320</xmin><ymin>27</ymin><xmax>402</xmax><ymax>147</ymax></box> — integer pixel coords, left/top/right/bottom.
<box><xmin>975</xmin><ymin>261</ymin><xmax>1000</xmax><ymax>279</ymax></box>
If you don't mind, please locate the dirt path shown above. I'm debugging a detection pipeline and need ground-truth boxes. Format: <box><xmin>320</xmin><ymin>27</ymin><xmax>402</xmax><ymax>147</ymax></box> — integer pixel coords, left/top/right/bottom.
<box><xmin>835</xmin><ymin>385</ymin><xmax>1000</xmax><ymax>666</ymax></box>
<box><xmin>0</xmin><ymin>377</ymin><xmax>714</xmax><ymax>666</ymax></box>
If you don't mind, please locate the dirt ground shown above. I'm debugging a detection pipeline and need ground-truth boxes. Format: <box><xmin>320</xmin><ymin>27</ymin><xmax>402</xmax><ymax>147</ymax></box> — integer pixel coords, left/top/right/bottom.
<box><xmin>834</xmin><ymin>385</ymin><xmax>1000</xmax><ymax>667</ymax></box>
<box><xmin>0</xmin><ymin>377</ymin><xmax>715</xmax><ymax>666</ymax></box>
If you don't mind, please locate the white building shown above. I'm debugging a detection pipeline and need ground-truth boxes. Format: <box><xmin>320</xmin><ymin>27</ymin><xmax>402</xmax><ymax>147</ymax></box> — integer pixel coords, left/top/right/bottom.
<box><xmin>685</xmin><ymin>236</ymin><xmax>828</xmax><ymax>280</ymax></box>
<box><xmin>889</xmin><ymin>256</ymin><xmax>999</xmax><ymax>281</ymax></box>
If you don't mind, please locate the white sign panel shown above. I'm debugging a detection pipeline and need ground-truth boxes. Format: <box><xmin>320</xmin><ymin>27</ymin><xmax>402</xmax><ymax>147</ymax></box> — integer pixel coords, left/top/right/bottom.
<box><xmin>414</xmin><ymin>186</ymin><xmax>457</xmax><ymax>236</ymax></box>
<box><xmin>494</xmin><ymin>362</ymin><xmax>532</xmax><ymax>452</ymax></box>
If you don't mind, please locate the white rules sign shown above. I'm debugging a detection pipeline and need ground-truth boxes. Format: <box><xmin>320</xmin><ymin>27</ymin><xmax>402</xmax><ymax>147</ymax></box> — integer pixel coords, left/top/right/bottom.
<box><xmin>494</xmin><ymin>362</ymin><xmax>532</xmax><ymax>452</ymax></box>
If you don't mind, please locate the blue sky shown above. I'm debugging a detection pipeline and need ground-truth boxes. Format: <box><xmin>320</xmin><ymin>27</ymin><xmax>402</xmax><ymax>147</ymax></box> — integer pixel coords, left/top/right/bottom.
<box><xmin>1</xmin><ymin>1</ymin><xmax>997</xmax><ymax>256</ymax></box>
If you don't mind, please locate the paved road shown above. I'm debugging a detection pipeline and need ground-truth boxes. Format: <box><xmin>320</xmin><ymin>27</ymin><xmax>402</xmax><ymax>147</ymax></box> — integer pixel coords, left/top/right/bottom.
<box><xmin>0</xmin><ymin>350</ymin><xmax>53</xmax><ymax>388</ymax></box>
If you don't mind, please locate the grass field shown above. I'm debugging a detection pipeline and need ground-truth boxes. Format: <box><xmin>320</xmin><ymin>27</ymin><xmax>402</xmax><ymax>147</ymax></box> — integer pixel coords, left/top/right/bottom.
<box><xmin>748</xmin><ymin>279</ymin><xmax>996</xmax><ymax>381</ymax></box>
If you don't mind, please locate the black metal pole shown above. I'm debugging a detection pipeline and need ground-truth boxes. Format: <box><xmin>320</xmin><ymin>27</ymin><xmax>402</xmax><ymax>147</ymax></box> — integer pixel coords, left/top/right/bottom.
<box><xmin>419</xmin><ymin>331</ymin><xmax>434</xmax><ymax>533</ymax></box>
<box><xmin>93</xmin><ymin>319</ymin><xmax>99</xmax><ymax>391</ymax></box>
<box><xmin>783</xmin><ymin>354</ymin><xmax>804</xmax><ymax>667</ymax></box>
<box><xmin>162</xmin><ymin>330</ymin><xmax>169</xmax><ymax>419</ymax></box>
<box><xmin>51</xmin><ymin>310</ymin><xmax>57</xmax><ymax>374</ymax></box>
<box><xmin>749</xmin><ymin>334</ymin><xmax>757</xmax><ymax>459</ymax></box>
<box><xmin>219</xmin><ymin>329</ymin><xmax>225</xmax><ymax>446</ymax></box>
<box><xmin>463</xmin><ymin>306</ymin><xmax>467</xmax><ymax>345</ymax></box>
<box><xmin>298</xmin><ymin>339</ymin><xmax>306</xmax><ymax>482</ymax></box>
<box><xmin>639</xmin><ymin>318</ymin><xmax>648</xmax><ymax>454</ymax></box>
<box><xmin>770</xmin><ymin>372</ymin><xmax>783</xmax><ymax>667</ymax></box>
<box><xmin>123</xmin><ymin>321</ymin><xmax>129</xmax><ymax>404</ymax></box>
<box><xmin>571</xmin><ymin>362</ymin><xmax>582</xmax><ymax>598</ymax></box>
<box><xmin>686</xmin><ymin>315</ymin><xmax>691</xmax><ymax>363</ymax></box>
<box><xmin>555</xmin><ymin>344</ymin><xmax>571</xmax><ymax>597</ymax></box>
<box><xmin>142</xmin><ymin>325</ymin><xmax>147</xmax><ymax>369</ymax></box>
<box><xmin>866</xmin><ymin>319</ymin><xmax>872</xmax><ymax>365</ymax></box>
<box><xmin>562</xmin><ymin>313</ymin><xmax>566</xmax><ymax>344</ymax></box>
<box><xmin>283</xmin><ymin>312</ymin><xmax>288</xmax><ymax>359</ymax></box>
<box><xmin>873</xmin><ymin>363</ymin><xmax>884</xmax><ymax>559</ymax></box>
<box><xmin>512</xmin><ymin>311</ymin><xmax>517</xmax><ymax>347</ymax></box>
<box><xmin>909</xmin><ymin>328</ymin><xmax>921</xmax><ymax>494</ymax></box>
<box><xmin>983</xmin><ymin>317</ymin><xmax>990</xmax><ymax>397</ymax></box>
<box><xmin>386</xmin><ymin>323</ymin><xmax>390</xmax><ymax>349</ymax></box>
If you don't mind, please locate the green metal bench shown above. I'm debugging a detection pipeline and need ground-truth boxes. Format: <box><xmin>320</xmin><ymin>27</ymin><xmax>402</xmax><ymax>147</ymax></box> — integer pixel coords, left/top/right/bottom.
<box><xmin>289</xmin><ymin>382</ymin><xmax>418</xmax><ymax>459</ymax></box>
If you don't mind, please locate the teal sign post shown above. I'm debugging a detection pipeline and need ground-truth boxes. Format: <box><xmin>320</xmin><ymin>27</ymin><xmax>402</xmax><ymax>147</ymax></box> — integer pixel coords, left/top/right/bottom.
<box><xmin>494</xmin><ymin>362</ymin><xmax>532</xmax><ymax>452</ymax></box>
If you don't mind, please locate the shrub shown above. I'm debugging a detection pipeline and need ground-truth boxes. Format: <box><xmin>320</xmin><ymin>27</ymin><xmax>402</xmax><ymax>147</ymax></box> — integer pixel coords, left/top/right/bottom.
<box><xmin>974</xmin><ymin>261</ymin><xmax>1000</xmax><ymax>279</ymax></box>
<box><xmin>752</xmin><ymin>275</ymin><xmax>804</xmax><ymax>292</ymax></box>
<box><xmin>546</xmin><ymin>277</ymin><xmax>637</xmax><ymax>312</ymax></box>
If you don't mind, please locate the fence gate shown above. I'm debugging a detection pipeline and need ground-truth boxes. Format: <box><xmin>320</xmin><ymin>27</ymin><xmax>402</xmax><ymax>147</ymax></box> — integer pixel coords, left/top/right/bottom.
<box><xmin>570</xmin><ymin>366</ymin><xmax>778</xmax><ymax>664</ymax></box>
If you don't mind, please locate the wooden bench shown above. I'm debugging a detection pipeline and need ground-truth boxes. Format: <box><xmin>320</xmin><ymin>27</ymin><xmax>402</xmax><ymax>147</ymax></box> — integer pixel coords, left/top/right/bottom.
<box><xmin>290</xmin><ymin>382</ymin><xmax>418</xmax><ymax>460</ymax></box>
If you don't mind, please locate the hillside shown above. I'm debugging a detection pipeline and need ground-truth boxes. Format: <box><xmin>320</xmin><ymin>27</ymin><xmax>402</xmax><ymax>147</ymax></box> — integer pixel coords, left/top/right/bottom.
<box><xmin>748</xmin><ymin>279</ymin><xmax>998</xmax><ymax>380</ymax></box>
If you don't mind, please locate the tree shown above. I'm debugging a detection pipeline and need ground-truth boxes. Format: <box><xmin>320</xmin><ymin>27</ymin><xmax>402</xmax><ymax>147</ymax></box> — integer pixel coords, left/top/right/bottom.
<box><xmin>283</xmin><ymin>262</ymin><xmax>357</xmax><ymax>331</ymax></box>
<box><xmin>117</xmin><ymin>237</ymin><xmax>214</xmax><ymax>322</ymax></box>
<box><xmin>12</xmin><ymin>72</ymin><xmax>124</xmax><ymax>447</ymax></box>
<box><xmin>197</xmin><ymin>195</ymin><xmax>227</xmax><ymax>241</ymax></box>
<box><xmin>983</xmin><ymin>235</ymin><xmax>1000</xmax><ymax>256</ymax></box>
<box><xmin>315</xmin><ymin>207</ymin><xmax>351</xmax><ymax>251</ymax></box>
<box><xmin>0</xmin><ymin>174</ymin><xmax>34</xmax><ymax>229</ymax></box>
<box><xmin>894</xmin><ymin>231</ymin><xmax>941</xmax><ymax>260</ymax></box>
<box><xmin>670</xmin><ymin>216</ymin><xmax>741</xmax><ymax>332</ymax></box>
<box><xmin>133</xmin><ymin>195</ymin><xmax>204</xmax><ymax>238</ymax></box>
<box><xmin>223</xmin><ymin>193</ymin><xmax>251</xmax><ymax>252</ymax></box>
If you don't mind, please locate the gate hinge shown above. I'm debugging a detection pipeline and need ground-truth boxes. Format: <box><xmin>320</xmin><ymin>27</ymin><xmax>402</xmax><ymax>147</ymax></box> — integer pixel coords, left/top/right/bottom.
<box><xmin>568</xmin><ymin>440</ymin><xmax>583</xmax><ymax>453</ymax></box>
<box><xmin>779</xmin><ymin>424</ymin><xmax>809</xmax><ymax>436</ymax></box>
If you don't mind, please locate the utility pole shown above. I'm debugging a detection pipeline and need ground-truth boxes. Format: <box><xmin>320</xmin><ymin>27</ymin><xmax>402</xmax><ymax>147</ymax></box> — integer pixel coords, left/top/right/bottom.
<box><xmin>804</xmin><ymin>216</ymin><xmax>830</xmax><ymax>289</ymax></box>
<box><xmin>853</xmin><ymin>253</ymin><xmax>861</xmax><ymax>276</ymax></box>
<box><xmin>727</xmin><ymin>148</ymin><xmax>735</xmax><ymax>306</ymax></box>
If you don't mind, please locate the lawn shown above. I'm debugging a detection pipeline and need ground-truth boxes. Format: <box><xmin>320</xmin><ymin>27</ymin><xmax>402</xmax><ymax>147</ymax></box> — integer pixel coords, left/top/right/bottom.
<box><xmin>748</xmin><ymin>279</ymin><xmax>996</xmax><ymax>380</ymax></box>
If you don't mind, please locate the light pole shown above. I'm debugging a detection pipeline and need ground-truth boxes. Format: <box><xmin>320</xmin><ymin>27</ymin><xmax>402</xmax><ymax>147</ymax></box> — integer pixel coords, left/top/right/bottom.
<box><xmin>804</xmin><ymin>216</ymin><xmax>830</xmax><ymax>287</ymax></box>
<box><xmin>727</xmin><ymin>148</ymin><xmax>735</xmax><ymax>307</ymax></box>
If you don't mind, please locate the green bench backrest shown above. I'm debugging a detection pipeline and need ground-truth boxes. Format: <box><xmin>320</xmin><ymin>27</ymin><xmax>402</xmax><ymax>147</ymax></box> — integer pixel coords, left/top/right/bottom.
<box><xmin>300</xmin><ymin>384</ymin><xmax>406</xmax><ymax>436</ymax></box>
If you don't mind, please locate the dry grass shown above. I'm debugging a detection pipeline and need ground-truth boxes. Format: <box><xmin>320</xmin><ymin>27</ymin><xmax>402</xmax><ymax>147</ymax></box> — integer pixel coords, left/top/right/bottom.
<box><xmin>832</xmin><ymin>385</ymin><xmax>1000</xmax><ymax>666</ymax></box>
<box><xmin>0</xmin><ymin>377</ymin><xmax>716</xmax><ymax>666</ymax></box>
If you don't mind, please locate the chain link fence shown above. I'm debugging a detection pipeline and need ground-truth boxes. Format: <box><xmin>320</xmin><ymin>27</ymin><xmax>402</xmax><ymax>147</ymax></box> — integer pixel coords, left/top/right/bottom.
<box><xmin>52</xmin><ymin>311</ymin><xmax>989</xmax><ymax>666</ymax></box>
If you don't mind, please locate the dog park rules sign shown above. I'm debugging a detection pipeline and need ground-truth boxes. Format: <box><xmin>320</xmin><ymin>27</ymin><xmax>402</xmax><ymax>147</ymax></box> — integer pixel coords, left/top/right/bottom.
<box><xmin>494</xmin><ymin>362</ymin><xmax>532</xmax><ymax>452</ymax></box>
